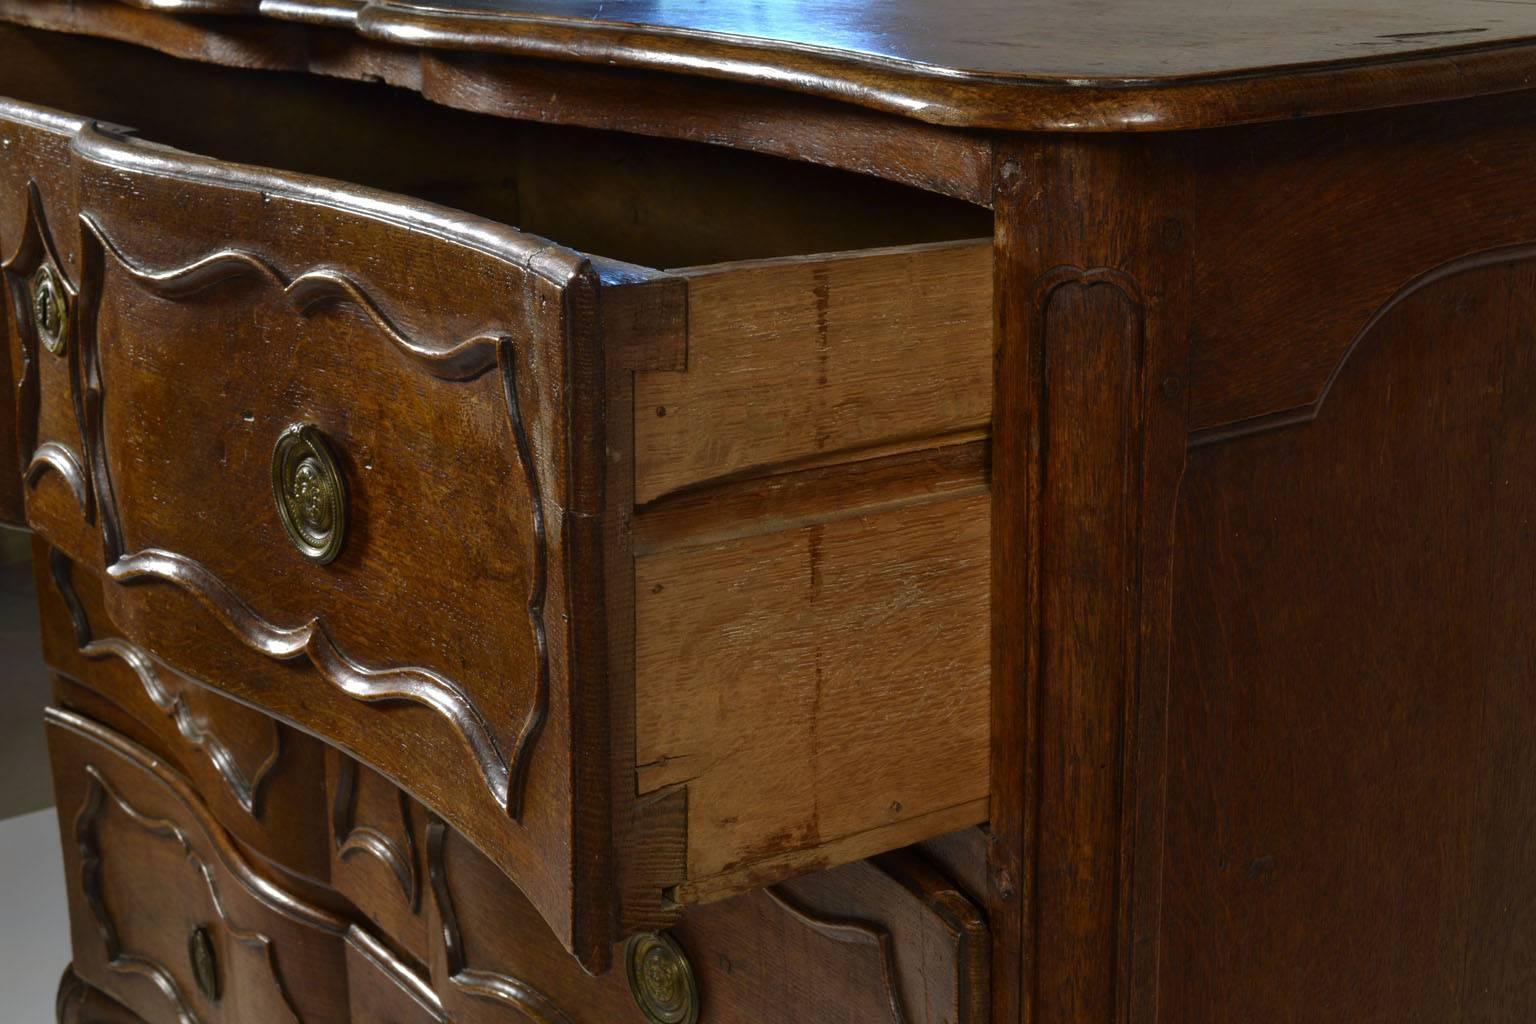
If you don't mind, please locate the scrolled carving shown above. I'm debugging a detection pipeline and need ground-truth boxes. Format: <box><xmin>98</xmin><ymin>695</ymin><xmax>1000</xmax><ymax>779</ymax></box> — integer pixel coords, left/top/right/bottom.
<box><xmin>332</xmin><ymin>757</ymin><xmax>419</xmax><ymax>910</ymax></box>
<box><xmin>73</xmin><ymin>764</ymin><xmax>302</xmax><ymax>1023</ymax></box>
<box><xmin>50</xmin><ymin>549</ymin><xmax>280</xmax><ymax>817</ymax></box>
<box><xmin>425</xmin><ymin>818</ymin><xmax>575</xmax><ymax>1024</ymax></box>
<box><xmin>27</xmin><ymin>440</ymin><xmax>91</xmax><ymax>515</ymax></box>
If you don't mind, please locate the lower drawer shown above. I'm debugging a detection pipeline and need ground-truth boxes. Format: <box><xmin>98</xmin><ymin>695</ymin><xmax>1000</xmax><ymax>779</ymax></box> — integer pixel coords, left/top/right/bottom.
<box><xmin>426</xmin><ymin>819</ymin><xmax>990</xmax><ymax>1024</ymax></box>
<box><xmin>45</xmin><ymin>708</ymin><xmax>441</xmax><ymax>1024</ymax></box>
<box><xmin>48</xmin><ymin>709</ymin><xmax>351</xmax><ymax>1023</ymax></box>
<box><xmin>37</xmin><ymin>542</ymin><xmax>331</xmax><ymax>886</ymax></box>
<box><xmin>49</xmin><ymin>702</ymin><xmax>988</xmax><ymax>1022</ymax></box>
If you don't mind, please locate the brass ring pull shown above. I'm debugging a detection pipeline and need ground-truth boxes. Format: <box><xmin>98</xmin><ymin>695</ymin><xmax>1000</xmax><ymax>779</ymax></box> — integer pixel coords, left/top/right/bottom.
<box><xmin>271</xmin><ymin>423</ymin><xmax>347</xmax><ymax>564</ymax></box>
<box><xmin>31</xmin><ymin>264</ymin><xmax>68</xmax><ymax>356</ymax></box>
<box><xmin>625</xmin><ymin>932</ymin><xmax>700</xmax><ymax>1024</ymax></box>
<box><xmin>188</xmin><ymin>926</ymin><xmax>219</xmax><ymax>1002</ymax></box>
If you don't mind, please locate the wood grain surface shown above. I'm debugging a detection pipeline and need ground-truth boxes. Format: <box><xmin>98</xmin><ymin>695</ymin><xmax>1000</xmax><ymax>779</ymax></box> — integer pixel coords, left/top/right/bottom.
<box><xmin>635</xmin><ymin>239</ymin><xmax>991</xmax><ymax>504</ymax></box>
<box><xmin>1162</xmin><ymin>252</ymin><xmax>1536</xmax><ymax>1023</ymax></box>
<box><xmin>636</xmin><ymin>492</ymin><xmax>990</xmax><ymax>895</ymax></box>
<box><xmin>7</xmin><ymin>0</ymin><xmax>1536</xmax><ymax>130</ymax></box>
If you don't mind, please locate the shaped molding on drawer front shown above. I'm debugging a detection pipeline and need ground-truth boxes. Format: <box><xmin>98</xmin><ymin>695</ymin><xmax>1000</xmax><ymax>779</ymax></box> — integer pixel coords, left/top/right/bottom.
<box><xmin>2</xmin><ymin>182</ymin><xmax>93</xmax><ymax>530</ymax></box>
<box><xmin>73</xmin><ymin>212</ymin><xmax>524</xmax><ymax>816</ymax></box>
<box><xmin>48</xmin><ymin>547</ymin><xmax>281</xmax><ymax>818</ymax></box>
<box><xmin>72</xmin><ymin>762</ymin><xmax>305</xmax><ymax>1022</ymax></box>
<box><xmin>0</xmin><ymin>97</ymin><xmax>686</xmax><ymax>969</ymax></box>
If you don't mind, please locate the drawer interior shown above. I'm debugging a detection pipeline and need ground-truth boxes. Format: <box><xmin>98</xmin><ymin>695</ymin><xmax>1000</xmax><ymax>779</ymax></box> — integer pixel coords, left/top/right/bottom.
<box><xmin>2</xmin><ymin>22</ymin><xmax>996</xmax><ymax>958</ymax></box>
<box><xmin>0</xmin><ymin>25</ymin><xmax>990</xmax><ymax>270</ymax></box>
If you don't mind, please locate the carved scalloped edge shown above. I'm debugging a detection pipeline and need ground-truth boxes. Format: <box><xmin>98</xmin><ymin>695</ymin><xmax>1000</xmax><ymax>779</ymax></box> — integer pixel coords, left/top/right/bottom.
<box><xmin>27</xmin><ymin>440</ymin><xmax>92</xmax><ymax>515</ymax></box>
<box><xmin>764</xmin><ymin>886</ymin><xmax>912</xmax><ymax>1024</ymax></box>
<box><xmin>104</xmin><ymin>548</ymin><xmax>513</xmax><ymax>806</ymax></box>
<box><xmin>498</xmin><ymin>339</ymin><xmax>551</xmax><ymax>821</ymax></box>
<box><xmin>50</xmin><ymin>549</ymin><xmax>280</xmax><ymax>817</ymax></box>
<box><xmin>73</xmin><ymin>211</ymin><xmax>541</xmax><ymax>817</ymax></box>
<box><xmin>425</xmin><ymin>818</ymin><xmax>575</xmax><ymax>1024</ymax></box>
<box><xmin>81</xmin><ymin>215</ymin><xmax>503</xmax><ymax>382</ymax></box>
<box><xmin>3</xmin><ymin>182</ymin><xmax>90</xmax><ymax>513</ymax></box>
<box><xmin>74</xmin><ymin>762</ymin><xmax>302</xmax><ymax>1024</ymax></box>
<box><xmin>332</xmin><ymin>756</ymin><xmax>419</xmax><ymax>910</ymax></box>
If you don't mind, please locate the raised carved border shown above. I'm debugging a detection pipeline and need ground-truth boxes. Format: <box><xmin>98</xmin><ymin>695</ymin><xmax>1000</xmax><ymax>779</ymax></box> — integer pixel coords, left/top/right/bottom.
<box><xmin>425</xmin><ymin>817</ymin><xmax>575</xmax><ymax>1024</ymax></box>
<box><xmin>50</xmin><ymin>185</ymin><xmax>553</xmax><ymax>820</ymax></box>
<box><xmin>72</xmin><ymin>762</ymin><xmax>303</xmax><ymax>1023</ymax></box>
<box><xmin>1188</xmin><ymin>243</ymin><xmax>1536</xmax><ymax>447</ymax></box>
<box><xmin>50</xmin><ymin>547</ymin><xmax>280</xmax><ymax>817</ymax></box>
<box><xmin>332</xmin><ymin>756</ymin><xmax>419</xmax><ymax>910</ymax></box>
<box><xmin>1</xmin><ymin>181</ymin><xmax>93</xmax><ymax>522</ymax></box>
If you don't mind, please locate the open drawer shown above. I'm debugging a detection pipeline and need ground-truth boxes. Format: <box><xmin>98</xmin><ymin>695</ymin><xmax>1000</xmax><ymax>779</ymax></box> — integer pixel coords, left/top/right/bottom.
<box><xmin>0</xmin><ymin>73</ymin><xmax>993</xmax><ymax>970</ymax></box>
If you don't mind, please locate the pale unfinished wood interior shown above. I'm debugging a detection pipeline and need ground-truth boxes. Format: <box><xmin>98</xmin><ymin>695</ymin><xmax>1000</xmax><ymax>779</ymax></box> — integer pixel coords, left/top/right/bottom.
<box><xmin>632</xmin><ymin>239</ymin><xmax>995</xmax><ymax>900</ymax></box>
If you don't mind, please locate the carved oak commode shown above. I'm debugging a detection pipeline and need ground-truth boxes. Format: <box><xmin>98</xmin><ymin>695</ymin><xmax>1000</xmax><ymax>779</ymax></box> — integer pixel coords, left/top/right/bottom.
<box><xmin>4</xmin><ymin>3</ymin><xmax>1536</xmax><ymax>1022</ymax></box>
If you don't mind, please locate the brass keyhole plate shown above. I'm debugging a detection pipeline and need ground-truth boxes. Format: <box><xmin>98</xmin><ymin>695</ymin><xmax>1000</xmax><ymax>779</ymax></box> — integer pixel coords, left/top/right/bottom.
<box><xmin>625</xmin><ymin>932</ymin><xmax>700</xmax><ymax>1024</ymax></box>
<box><xmin>188</xmin><ymin>925</ymin><xmax>219</xmax><ymax>1002</ymax></box>
<box><xmin>31</xmin><ymin>263</ymin><xmax>68</xmax><ymax>356</ymax></box>
<box><xmin>272</xmin><ymin>423</ymin><xmax>348</xmax><ymax>564</ymax></box>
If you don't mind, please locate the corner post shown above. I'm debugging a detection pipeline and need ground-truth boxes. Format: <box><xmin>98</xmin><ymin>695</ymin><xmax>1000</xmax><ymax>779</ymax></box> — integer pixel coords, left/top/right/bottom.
<box><xmin>988</xmin><ymin>135</ymin><xmax>1193</xmax><ymax>1024</ymax></box>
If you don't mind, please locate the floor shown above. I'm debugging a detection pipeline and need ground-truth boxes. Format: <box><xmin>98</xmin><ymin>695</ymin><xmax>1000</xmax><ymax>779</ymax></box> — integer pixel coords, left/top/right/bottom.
<box><xmin>0</xmin><ymin>528</ymin><xmax>52</xmax><ymax>818</ymax></box>
<box><xmin>0</xmin><ymin>808</ymin><xmax>70</xmax><ymax>1021</ymax></box>
<box><xmin>1</xmin><ymin>529</ymin><xmax>71</xmax><ymax>1019</ymax></box>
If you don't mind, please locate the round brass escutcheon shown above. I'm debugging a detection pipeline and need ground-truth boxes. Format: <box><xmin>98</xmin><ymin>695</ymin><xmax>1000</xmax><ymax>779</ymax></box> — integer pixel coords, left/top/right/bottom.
<box><xmin>625</xmin><ymin>932</ymin><xmax>700</xmax><ymax>1024</ymax></box>
<box><xmin>271</xmin><ymin>423</ymin><xmax>348</xmax><ymax>564</ymax></box>
<box><xmin>187</xmin><ymin>925</ymin><xmax>219</xmax><ymax>1002</ymax></box>
<box><xmin>31</xmin><ymin>264</ymin><xmax>68</xmax><ymax>356</ymax></box>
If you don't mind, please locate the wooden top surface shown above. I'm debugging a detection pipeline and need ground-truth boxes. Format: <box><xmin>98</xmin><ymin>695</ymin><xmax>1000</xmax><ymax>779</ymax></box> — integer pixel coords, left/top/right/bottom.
<box><xmin>313</xmin><ymin>0</ymin><xmax>1536</xmax><ymax>130</ymax></box>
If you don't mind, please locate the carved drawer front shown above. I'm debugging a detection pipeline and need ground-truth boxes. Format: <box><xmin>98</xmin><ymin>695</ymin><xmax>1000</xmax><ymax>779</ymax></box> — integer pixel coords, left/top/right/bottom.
<box><xmin>46</xmin><ymin>708</ymin><xmax>355</xmax><ymax>1023</ymax></box>
<box><xmin>0</xmin><ymin>97</ymin><xmax>681</xmax><ymax>969</ymax></box>
<box><xmin>36</xmin><ymin>541</ymin><xmax>331</xmax><ymax>884</ymax></box>
<box><xmin>427</xmin><ymin>821</ymin><xmax>989</xmax><ymax>1024</ymax></box>
<box><xmin>1</xmin><ymin>85</ymin><xmax>995</xmax><ymax>968</ymax></box>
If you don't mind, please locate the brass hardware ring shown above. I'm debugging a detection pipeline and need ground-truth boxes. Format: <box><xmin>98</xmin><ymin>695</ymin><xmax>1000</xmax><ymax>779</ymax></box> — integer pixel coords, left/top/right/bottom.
<box><xmin>271</xmin><ymin>423</ymin><xmax>348</xmax><ymax>564</ymax></box>
<box><xmin>625</xmin><ymin>931</ymin><xmax>700</xmax><ymax>1024</ymax></box>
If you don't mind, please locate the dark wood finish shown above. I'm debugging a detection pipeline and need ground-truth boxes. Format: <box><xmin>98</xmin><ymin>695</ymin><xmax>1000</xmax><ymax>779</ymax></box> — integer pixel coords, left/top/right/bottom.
<box><xmin>988</xmin><ymin>135</ymin><xmax>1192</xmax><ymax>1024</ymax></box>
<box><xmin>37</xmin><ymin>541</ymin><xmax>332</xmax><ymax>886</ymax></box>
<box><xmin>0</xmin><ymin>14</ymin><xmax>995</xmax><ymax>204</ymax></box>
<box><xmin>327</xmin><ymin>751</ymin><xmax>431</xmax><ymax>965</ymax></box>
<box><xmin>15</xmin><ymin>0</ymin><xmax>1536</xmax><ymax>131</ymax></box>
<box><xmin>47</xmin><ymin>709</ymin><xmax>354</xmax><ymax>1023</ymax></box>
<box><xmin>1159</xmin><ymin>221</ymin><xmax>1536</xmax><ymax>1023</ymax></box>
<box><xmin>56</xmin><ymin>967</ymin><xmax>146</xmax><ymax>1024</ymax></box>
<box><xmin>427</xmin><ymin>814</ymin><xmax>988</xmax><ymax>1023</ymax></box>
<box><xmin>1184</xmin><ymin>90</ymin><xmax>1536</xmax><ymax>436</ymax></box>
<box><xmin>12</xmin><ymin>4</ymin><xmax>1536</xmax><ymax>1023</ymax></box>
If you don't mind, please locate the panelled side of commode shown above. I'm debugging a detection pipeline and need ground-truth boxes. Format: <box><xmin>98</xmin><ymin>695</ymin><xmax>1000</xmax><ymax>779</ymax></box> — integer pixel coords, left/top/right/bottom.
<box><xmin>1157</xmin><ymin>91</ymin><xmax>1536</xmax><ymax>1024</ymax></box>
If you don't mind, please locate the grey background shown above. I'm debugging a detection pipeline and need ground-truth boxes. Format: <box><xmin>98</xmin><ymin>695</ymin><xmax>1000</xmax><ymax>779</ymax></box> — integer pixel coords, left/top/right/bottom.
<box><xmin>0</xmin><ymin>526</ymin><xmax>71</xmax><ymax>1020</ymax></box>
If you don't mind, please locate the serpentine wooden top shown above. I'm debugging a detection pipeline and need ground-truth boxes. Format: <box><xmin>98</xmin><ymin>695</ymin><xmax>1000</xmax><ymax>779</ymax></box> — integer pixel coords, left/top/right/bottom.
<box><xmin>250</xmin><ymin>0</ymin><xmax>1536</xmax><ymax>130</ymax></box>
